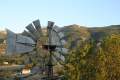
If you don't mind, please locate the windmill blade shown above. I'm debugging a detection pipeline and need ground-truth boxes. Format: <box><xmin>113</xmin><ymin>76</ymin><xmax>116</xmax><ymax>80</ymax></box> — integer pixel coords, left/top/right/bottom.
<box><xmin>53</xmin><ymin>26</ymin><xmax>67</xmax><ymax>41</ymax></box>
<box><xmin>16</xmin><ymin>34</ymin><xmax>36</xmax><ymax>45</ymax></box>
<box><xmin>52</xmin><ymin>55</ymin><xmax>58</xmax><ymax>65</ymax></box>
<box><xmin>51</xmin><ymin>30</ymin><xmax>60</xmax><ymax>45</ymax></box>
<box><xmin>47</xmin><ymin>21</ymin><xmax>55</xmax><ymax>46</ymax></box>
<box><xmin>47</xmin><ymin>21</ymin><xmax>54</xmax><ymax>29</ymax></box>
<box><xmin>59</xmin><ymin>55</ymin><xmax>65</xmax><ymax>62</ymax></box>
<box><xmin>53</xmin><ymin>26</ymin><xmax>66</xmax><ymax>39</ymax></box>
<box><xmin>26</xmin><ymin>23</ymin><xmax>39</xmax><ymax>39</ymax></box>
<box><xmin>22</xmin><ymin>30</ymin><xmax>37</xmax><ymax>41</ymax></box>
<box><xmin>53</xmin><ymin>25</ymin><xmax>61</xmax><ymax>32</ymax></box>
<box><xmin>33</xmin><ymin>19</ymin><xmax>43</xmax><ymax>36</ymax></box>
<box><xmin>55</xmin><ymin>48</ymin><xmax>68</xmax><ymax>55</ymax></box>
<box><xmin>58</xmin><ymin>32</ymin><xmax>64</xmax><ymax>39</ymax></box>
<box><xmin>50</xmin><ymin>28</ymin><xmax>66</xmax><ymax>46</ymax></box>
<box><xmin>6</xmin><ymin>29</ymin><xmax>35</xmax><ymax>55</ymax></box>
<box><xmin>53</xmin><ymin>52</ymin><xmax>65</xmax><ymax>62</ymax></box>
<box><xmin>61</xmin><ymin>40</ymin><xmax>66</xmax><ymax>45</ymax></box>
<box><xmin>15</xmin><ymin>43</ymin><xmax>34</xmax><ymax>53</ymax></box>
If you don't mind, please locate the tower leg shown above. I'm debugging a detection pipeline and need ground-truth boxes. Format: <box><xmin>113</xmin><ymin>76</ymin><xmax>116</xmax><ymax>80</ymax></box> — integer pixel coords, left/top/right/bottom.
<box><xmin>47</xmin><ymin>51</ymin><xmax>53</xmax><ymax>80</ymax></box>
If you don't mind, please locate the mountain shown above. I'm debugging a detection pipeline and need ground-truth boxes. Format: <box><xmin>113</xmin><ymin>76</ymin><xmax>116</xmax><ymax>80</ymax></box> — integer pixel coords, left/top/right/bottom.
<box><xmin>61</xmin><ymin>24</ymin><xmax>120</xmax><ymax>49</ymax></box>
<box><xmin>0</xmin><ymin>24</ymin><xmax>120</xmax><ymax>51</ymax></box>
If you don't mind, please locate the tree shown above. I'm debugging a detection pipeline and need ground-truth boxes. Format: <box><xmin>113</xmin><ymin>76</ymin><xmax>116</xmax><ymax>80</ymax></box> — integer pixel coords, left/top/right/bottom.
<box><xmin>64</xmin><ymin>34</ymin><xmax>120</xmax><ymax>80</ymax></box>
<box><xmin>102</xmin><ymin>34</ymin><xmax>120</xmax><ymax>80</ymax></box>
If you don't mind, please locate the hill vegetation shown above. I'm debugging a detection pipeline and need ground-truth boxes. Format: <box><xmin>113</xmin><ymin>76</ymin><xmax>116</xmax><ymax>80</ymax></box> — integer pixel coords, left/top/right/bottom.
<box><xmin>0</xmin><ymin>25</ymin><xmax>120</xmax><ymax>79</ymax></box>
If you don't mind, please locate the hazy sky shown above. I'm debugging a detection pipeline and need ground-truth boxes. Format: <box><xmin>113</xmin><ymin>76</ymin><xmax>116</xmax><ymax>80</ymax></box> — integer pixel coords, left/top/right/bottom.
<box><xmin>0</xmin><ymin>0</ymin><xmax>120</xmax><ymax>32</ymax></box>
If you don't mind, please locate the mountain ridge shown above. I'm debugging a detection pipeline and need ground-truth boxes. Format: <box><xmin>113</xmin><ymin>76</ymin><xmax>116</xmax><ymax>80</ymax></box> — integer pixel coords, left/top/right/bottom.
<box><xmin>0</xmin><ymin>24</ymin><xmax>120</xmax><ymax>49</ymax></box>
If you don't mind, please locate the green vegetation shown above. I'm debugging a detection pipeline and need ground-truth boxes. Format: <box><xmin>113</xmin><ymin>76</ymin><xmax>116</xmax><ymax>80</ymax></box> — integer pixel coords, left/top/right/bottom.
<box><xmin>64</xmin><ymin>34</ymin><xmax>120</xmax><ymax>80</ymax></box>
<box><xmin>0</xmin><ymin>25</ymin><xmax>120</xmax><ymax>79</ymax></box>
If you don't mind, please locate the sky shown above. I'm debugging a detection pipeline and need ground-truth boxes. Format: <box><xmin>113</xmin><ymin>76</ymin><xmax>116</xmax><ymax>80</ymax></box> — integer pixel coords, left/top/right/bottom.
<box><xmin>0</xmin><ymin>0</ymin><xmax>120</xmax><ymax>32</ymax></box>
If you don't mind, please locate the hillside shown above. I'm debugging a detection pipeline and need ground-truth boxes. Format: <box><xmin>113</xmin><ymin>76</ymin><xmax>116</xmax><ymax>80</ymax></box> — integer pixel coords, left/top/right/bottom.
<box><xmin>0</xmin><ymin>31</ymin><xmax>6</xmax><ymax>43</ymax></box>
<box><xmin>0</xmin><ymin>25</ymin><xmax>120</xmax><ymax>79</ymax></box>
<box><xmin>0</xmin><ymin>25</ymin><xmax>120</xmax><ymax>52</ymax></box>
<box><xmin>61</xmin><ymin>24</ymin><xmax>120</xmax><ymax>49</ymax></box>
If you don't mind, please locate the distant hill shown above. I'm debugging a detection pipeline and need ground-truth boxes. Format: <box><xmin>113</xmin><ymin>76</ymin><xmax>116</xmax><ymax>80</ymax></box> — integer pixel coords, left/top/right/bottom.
<box><xmin>0</xmin><ymin>24</ymin><xmax>120</xmax><ymax>50</ymax></box>
<box><xmin>0</xmin><ymin>30</ymin><xmax>6</xmax><ymax>44</ymax></box>
<box><xmin>0</xmin><ymin>30</ymin><xmax>6</xmax><ymax>38</ymax></box>
<box><xmin>61</xmin><ymin>24</ymin><xmax>120</xmax><ymax>49</ymax></box>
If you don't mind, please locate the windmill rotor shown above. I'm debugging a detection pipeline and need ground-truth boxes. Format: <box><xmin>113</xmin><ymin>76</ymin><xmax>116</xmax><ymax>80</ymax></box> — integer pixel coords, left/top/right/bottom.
<box><xmin>6</xmin><ymin>19</ymin><xmax>68</xmax><ymax>79</ymax></box>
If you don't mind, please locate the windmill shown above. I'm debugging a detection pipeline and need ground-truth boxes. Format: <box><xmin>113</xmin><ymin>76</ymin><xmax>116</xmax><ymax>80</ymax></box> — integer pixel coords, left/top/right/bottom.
<box><xmin>6</xmin><ymin>19</ymin><xmax>68</xmax><ymax>79</ymax></box>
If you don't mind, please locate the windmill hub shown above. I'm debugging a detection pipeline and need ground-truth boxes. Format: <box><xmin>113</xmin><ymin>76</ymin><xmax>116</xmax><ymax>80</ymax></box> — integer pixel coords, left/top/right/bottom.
<box><xmin>42</xmin><ymin>45</ymin><xmax>57</xmax><ymax>51</ymax></box>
